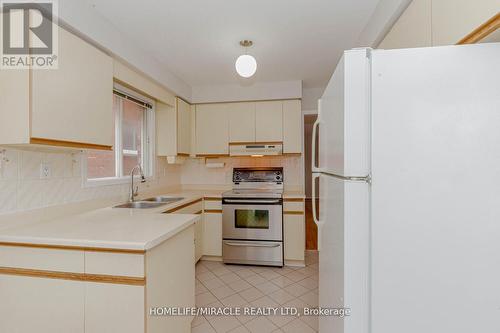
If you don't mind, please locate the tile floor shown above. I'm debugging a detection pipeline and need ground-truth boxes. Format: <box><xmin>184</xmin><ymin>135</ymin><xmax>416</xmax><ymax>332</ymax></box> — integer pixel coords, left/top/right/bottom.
<box><xmin>193</xmin><ymin>251</ymin><xmax>319</xmax><ymax>333</ymax></box>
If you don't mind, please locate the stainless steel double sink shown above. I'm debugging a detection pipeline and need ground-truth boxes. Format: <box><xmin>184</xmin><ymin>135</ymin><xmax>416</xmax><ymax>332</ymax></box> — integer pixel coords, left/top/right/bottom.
<box><xmin>113</xmin><ymin>196</ymin><xmax>184</xmax><ymax>209</ymax></box>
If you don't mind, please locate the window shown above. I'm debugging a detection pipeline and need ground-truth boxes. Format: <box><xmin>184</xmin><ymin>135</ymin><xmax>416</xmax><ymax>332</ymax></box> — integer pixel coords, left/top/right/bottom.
<box><xmin>85</xmin><ymin>87</ymin><xmax>154</xmax><ymax>185</ymax></box>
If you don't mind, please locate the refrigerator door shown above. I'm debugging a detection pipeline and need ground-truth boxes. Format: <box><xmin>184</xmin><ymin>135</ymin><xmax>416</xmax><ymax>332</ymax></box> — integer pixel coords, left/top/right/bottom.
<box><xmin>314</xmin><ymin>48</ymin><xmax>371</xmax><ymax>177</ymax></box>
<box><xmin>317</xmin><ymin>173</ymin><xmax>370</xmax><ymax>333</ymax></box>
<box><xmin>371</xmin><ymin>43</ymin><xmax>500</xmax><ymax>333</ymax></box>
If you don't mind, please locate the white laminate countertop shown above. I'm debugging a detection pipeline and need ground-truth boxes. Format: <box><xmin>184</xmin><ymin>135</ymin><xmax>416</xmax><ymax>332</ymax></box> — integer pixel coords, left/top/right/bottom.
<box><xmin>0</xmin><ymin>188</ymin><xmax>304</xmax><ymax>251</ymax></box>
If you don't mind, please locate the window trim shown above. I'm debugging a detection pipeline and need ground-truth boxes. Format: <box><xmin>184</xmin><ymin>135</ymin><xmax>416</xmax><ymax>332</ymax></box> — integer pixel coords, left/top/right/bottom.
<box><xmin>83</xmin><ymin>85</ymin><xmax>156</xmax><ymax>188</ymax></box>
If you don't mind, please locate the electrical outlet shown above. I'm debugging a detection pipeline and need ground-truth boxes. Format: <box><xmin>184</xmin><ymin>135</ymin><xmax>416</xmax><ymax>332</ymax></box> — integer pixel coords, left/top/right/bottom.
<box><xmin>40</xmin><ymin>162</ymin><xmax>51</xmax><ymax>179</ymax></box>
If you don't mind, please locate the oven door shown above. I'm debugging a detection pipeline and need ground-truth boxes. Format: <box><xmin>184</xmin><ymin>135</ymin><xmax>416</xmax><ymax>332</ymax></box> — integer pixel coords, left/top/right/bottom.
<box><xmin>222</xmin><ymin>198</ymin><xmax>283</xmax><ymax>241</ymax></box>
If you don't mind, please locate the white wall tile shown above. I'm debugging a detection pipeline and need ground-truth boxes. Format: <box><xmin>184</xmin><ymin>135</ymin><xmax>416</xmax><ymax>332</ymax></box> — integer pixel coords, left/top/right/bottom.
<box><xmin>19</xmin><ymin>151</ymin><xmax>42</xmax><ymax>180</ymax></box>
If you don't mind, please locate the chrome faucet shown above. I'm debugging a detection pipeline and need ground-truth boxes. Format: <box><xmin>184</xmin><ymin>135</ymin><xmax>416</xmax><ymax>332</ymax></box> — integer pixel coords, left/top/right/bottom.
<box><xmin>129</xmin><ymin>164</ymin><xmax>146</xmax><ymax>202</ymax></box>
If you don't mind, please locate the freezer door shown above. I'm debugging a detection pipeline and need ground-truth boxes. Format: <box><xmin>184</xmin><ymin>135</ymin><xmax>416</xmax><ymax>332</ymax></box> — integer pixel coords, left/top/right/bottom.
<box><xmin>314</xmin><ymin>48</ymin><xmax>371</xmax><ymax>177</ymax></box>
<box><xmin>317</xmin><ymin>174</ymin><xmax>370</xmax><ymax>333</ymax></box>
<box><xmin>371</xmin><ymin>43</ymin><xmax>500</xmax><ymax>333</ymax></box>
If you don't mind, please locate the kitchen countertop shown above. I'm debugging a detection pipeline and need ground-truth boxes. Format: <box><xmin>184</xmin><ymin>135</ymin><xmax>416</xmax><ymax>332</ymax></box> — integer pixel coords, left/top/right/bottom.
<box><xmin>0</xmin><ymin>188</ymin><xmax>304</xmax><ymax>251</ymax></box>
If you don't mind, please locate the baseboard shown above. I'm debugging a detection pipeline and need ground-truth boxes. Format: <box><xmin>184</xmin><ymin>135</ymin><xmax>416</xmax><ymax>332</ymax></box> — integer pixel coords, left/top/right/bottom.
<box><xmin>200</xmin><ymin>255</ymin><xmax>223</xmax><ymax>262</ymax></box>
<box><xmin>284</xmin><ymin>259</ymin><xmax>306</xmax><ymax>267</ymax></box>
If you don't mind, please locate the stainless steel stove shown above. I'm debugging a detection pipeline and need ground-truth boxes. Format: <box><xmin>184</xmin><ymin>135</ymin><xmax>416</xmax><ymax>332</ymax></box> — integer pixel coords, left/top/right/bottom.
<box><xmin>222</xmin><ymin>168</ymin><xmax>284</xmax><ymax>267</ymax></box>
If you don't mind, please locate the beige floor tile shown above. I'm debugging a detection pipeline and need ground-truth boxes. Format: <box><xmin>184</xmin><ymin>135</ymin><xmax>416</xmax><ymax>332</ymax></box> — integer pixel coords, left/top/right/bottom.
<box><xmin>297</xmin><ymin>276</ymin><xmax>318</xmax><ymax>290</ymax></box>
<box><xmin>235</xmin><ymin>269</ymin><xmax>257</xmax><ymax>279</ymax></box>
<box><xmin>198</xmin><ymin>271</ymin><xmax>218</xmax><ymax>282</ymax></box>
<box><xmin>228</xmin><ymin>325</ymin><xmax>251</xmax><ymax>333</ymax></box>
<box><xmin>192</xmin><ymin>322</ymin><xmax>217</xmax><ymax>333</ymax></box>
<box><xmin>220</xmin><ymin>293</ymin><xmax>247</xmax><ymax>307</ymax></box>
<box><xmin>196</xmin><ymin>292</ymin><xmax>218</xmax><ymax>307</ymax></box>
<box><xmin>258</xmin><ymin>270</ymin><xmax>282</xmax><ymax>280</ymax></box>
<box><xmin>281</xmin><ymin>318</ymin><xmax>316</xmax><ymax>333</ymax></box>
<box><xmin>244</xmin><ymin>274</ymin><xmax>267</xmax><ymax>286</ymax></box>
<box><xmin>239</xmin><ymin>287</ymin><xmax>265</xmax><ymax>302</ymax></box>
<box><xmin>268</xmin><ymin>289</ymin><xmax>295</xmax><ymax>305</ymax></box>
<box><xmin>228</xmin><ymin>279</ymin><xmax>253</xmax><ymax>293</ymax></box>
<box><xmin>202</xmin><ymin>277</ymin><xmax>226</xmax><ymax>290</ymax></box>
<box><xmin>267</xmin><ymin>313</ymin><xmax>296</xmax><ymax>328</ymax></box>
<box><xmin>244</xmin><ymin>316</ymin><xmax>277</xmax><ymax>333</ymax></box>
<box><xmin>219</xmin><ymin>272</ymin><xmax>242</xmax><ymax>284</ymax></box>
<box><xmin>286</xmin><ymin>271</ymin><xmax>307</xmax><ymax>283</ymax></box>
<box><xmin>298</xmin><ymin>291</ymin><xmax>318</xmax><ymax>307</ymax></box>
<box><xmin>192</xmin><ymin>314</ymin><xmax>209</xmax><ymax>327</ymax></box>
<box><xmin>206</xmin><ymin>315</ymin><xmax>241</xmax><ymax>333</ymax></box>
<box><xmin>212</xmin><ymin>285</ymin><xmax>237</xmax><ymax>300</ymax></box>
<box><xmin>212</xmin><ymin>266</ymin><xmax>233</xmax><ymax>277</ymax></box>
<box><xmin>283</xmin><ymin>283</ymin><xmax>309</xmax><ymax>297</ymax></box>
<box><xmin>254</xmin><ymin>281</ymin><xmax>281</xmax><ymax>294</ymax></box>
<box><xmin>270</xmin><ymin>276</ymin><xmax>295</xmax><ymax>288</ymax></box>
<box><xmin>196</xmin><ymin>283</ymin><xmax>209</xmax><ymax>295</ymax></box>
<box><xmin>249</xmin><ymin>295</ymin><xmax>279</xmax><ymax>308</ymax></box>
<box><xmin>299</xmin><ymin>315</ymin><xmax>319</xmax><ymax>331</ymax></box>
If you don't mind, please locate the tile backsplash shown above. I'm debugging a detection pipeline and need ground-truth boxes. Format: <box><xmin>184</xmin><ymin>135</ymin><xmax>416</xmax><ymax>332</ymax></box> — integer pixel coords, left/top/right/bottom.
<box><xmin>0</xmin><ymin>148</ymin><xmax>181</xmax><ymax>215</ymax></box>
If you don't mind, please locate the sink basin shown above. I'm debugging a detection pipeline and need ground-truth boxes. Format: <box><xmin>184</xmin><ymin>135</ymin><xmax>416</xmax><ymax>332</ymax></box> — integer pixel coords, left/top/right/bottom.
<box><xmin>142</xmin><ymin>196</ymin><xmax>184</xmax><ymax>204</ymax></box>
<box><xmin>113</xmin><ymin>201</ymin><xmax>166</xmax><ymax>209</ymax></box>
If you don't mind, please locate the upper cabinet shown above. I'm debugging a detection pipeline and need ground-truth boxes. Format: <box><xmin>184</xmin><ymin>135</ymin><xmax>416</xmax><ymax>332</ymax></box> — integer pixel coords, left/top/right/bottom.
<box><xmin>0</xmin><ymin>26</ymin><xmax>114</xmax><ymax>150</ymax></box>
<box><xmin>255</xmin><ymin>101</ymin><xmax>283</xmax><ymax>142</ymax></box>
<box><xmin>378</xmin><ymin>0</ymin><xmax>500</xmax><ymax>49</ymax></box>
<box><xmin>283</xmin><ymin>100</ymin><xmax>302</xmax><ymax>154</ymax></box>
<box><xmin>195</xmin><ymin>104</ymin><xmax>229</xmax><ymax>156</ymax></box>
<box><xmin>229</xmin><ymin>102</ymin><xmax>256</xmax><ymax>143</ymax></box>
<box><xmin>176</xmin><ymin>98</ymin><xmax>192</xmax><ymax>155</ymax></box>
<box><xmin>157</xmin><ymin>97</ymin><xmax>192</xmax><ymax>158</ymax></box>
<box><xmin>194</xmin><ymin>99</ymin><xmax>302</xmax><ymax>156</ymax></box>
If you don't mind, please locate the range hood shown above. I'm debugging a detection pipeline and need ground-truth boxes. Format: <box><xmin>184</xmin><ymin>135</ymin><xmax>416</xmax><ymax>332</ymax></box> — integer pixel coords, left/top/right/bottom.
<box><xmin>229</xmin><ymin>144</ymin><xmax>283</xmax><ymax>156</ymax></box>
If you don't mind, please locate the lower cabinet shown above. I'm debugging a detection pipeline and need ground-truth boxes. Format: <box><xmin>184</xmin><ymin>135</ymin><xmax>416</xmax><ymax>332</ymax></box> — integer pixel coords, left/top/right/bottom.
<box><xmin>194</xmin><ymin>217</ymin><xmax>203</xmax><ymax>262</ymax></box>
<box><xmin>85</xmin><ymin>283</ymin><xmax>144</xmax><ymax>333</ymax></box>
<box><xmin>284</xmin><ymin>213</ymin><xmax>305</xmax><ymax>263</ymax></box>
<box><xmin>202</xmin><ymin>212</ymin><xmax>223</xmax><ymax>257</ymax></box>
<box><xmin>0</xmin><ymin>275</ymin><xmax>85</xmax><ymax>333</ymax></box>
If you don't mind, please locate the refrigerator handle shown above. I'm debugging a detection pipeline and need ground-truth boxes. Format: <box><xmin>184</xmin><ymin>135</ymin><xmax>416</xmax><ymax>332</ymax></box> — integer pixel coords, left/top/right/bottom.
<box><xmin>312</xmin><ymin>172</ymin><xmax>324</xmax><ymax>251</ymax></box>
<box><xmin>311</xmin><ymin>99</ymin><xmax>322</xmax><ymax>173</ymax></box>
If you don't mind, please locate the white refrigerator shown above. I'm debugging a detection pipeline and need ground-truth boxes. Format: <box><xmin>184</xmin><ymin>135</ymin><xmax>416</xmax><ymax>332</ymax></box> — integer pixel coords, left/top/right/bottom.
<box><xmin>312</xmin><ymin>44</ymin><xmax>500</xmax><ymax>333</ymax></box>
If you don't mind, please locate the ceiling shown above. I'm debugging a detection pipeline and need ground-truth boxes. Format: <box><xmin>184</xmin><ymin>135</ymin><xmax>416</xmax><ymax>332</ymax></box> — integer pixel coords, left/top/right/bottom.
<box><xmin>88</xmin><ymin>0</ymin><xmax>381</xmax><ymax>89</ymax></box>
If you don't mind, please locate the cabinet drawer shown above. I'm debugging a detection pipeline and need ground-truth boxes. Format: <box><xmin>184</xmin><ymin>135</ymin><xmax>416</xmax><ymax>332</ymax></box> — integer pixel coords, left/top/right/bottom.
<box><xmin>283</xmin><ymin>200</ymin><xmax>304</xmax><ymax>212</ymax></box>
<box><xmin>204</xmin><ymin>198</ymin><xmax>222</xmax><ymax>211</ymax></box>
<box><xmin>0</xmin><ymin>245</ymin><xmax>84</xmax><ymax>273</ymax></box>
<box><xmin>85</xmin><ymin>252</ymin><xmax>144</xmax><ymax>278</ymax></box>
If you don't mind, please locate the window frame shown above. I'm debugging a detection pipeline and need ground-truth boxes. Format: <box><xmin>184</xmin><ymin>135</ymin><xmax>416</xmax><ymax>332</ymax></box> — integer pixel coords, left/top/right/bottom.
<box><xmin>83</xmin><ymin>84</ymin><xmax>156</xmax><ymax>187</ymax></box>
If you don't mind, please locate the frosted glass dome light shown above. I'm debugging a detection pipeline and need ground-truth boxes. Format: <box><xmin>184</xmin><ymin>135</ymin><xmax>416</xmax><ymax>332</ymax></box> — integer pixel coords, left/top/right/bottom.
<box><xmin>235</xmin><ymin>54</ymin><xmax>257</xmax><ymax>78</ymax></box>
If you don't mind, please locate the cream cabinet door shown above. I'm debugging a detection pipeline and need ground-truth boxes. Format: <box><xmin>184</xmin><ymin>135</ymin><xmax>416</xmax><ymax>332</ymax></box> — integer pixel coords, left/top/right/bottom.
<box><xmin>156</xmin><ymin>102</ymin><xmax>177</xmax><ymax>156</ymax></box>
<box><xmin>0</xmin><ymin>69</ymin><xmax>29</xmax><ymax>144</ymax></box>
<box><xmin>284</xmin><ymin>214</ymin><xmax>305</xmax><ymax>261</ymax></box>
<box><xmin>0</xmin><ymin>275</ymin><xmax>85</xmax><ymax>333</ymax></box>
<box><xmin>229</xmin><ymin>102</ymin><xmax>256</xmax><ymax>143</ymax></box>
<box><xmin>31</xmin><ymin>27</ymin><xmax>113</xmax><ymax>147</ymax></box>
<box><xmin>202</xmin><ymin>212</ymin><xmax>222</xmax><ymax>256</ymax></box>
<box><xmin>431</xmin><ymin>0</ymin><xmax>500</xmax><ymax>45</ymax></box>
<box><xmin>177</xmin><ymin>98</ymin><xmax>191</xmax><ymax>155</ymax></box>
<box><xmin>85</xmin><ymin>283</ymin><xmax>144</xmax><ymax>333</ymax></box>
<box><xmin>195</xmin><ymin>217</ymin><xmax>203</xmax><ymax>262</ymax></box>
<box><xmin>283</xmin><ymin>100</ymin><xmax>302</xmax><ymax>154</ymax></box>
<box><xmin>378</xmin><ymin>0</ymin><xmax>432</xmax><ymax>49</ymax></box>
<box><xmin>195</xmin><ymin>104</ymin><xmax>229</xmax><ymax>155</ymax></box>
<box><xmin>255</xmin><ymin>101</ymin><xmax>283</xmax><ymax>142</ymax></box>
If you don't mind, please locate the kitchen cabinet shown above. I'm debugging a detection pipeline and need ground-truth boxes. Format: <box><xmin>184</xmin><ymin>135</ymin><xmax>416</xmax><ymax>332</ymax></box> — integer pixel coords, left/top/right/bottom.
<box><xmin>157</xmin><ymin>97</ymin><xmax>192</xmax><ymax>159</ymax></box>
<box><xmin>195</xmin><ymin>104</ymin><xmax>229</xmax><ymax>156</ymax></box>
<box><xmin>283</xmin><ymin>100</ymin><xmax>302</xmax><ymax>154</ymax></box>
<box><xmin>229</xmin><ymin>102</ymin><xmax>256</xmax><ymax>143</ymax></box>
<box><xmin>255</xmin><ymin>101</ymin><xmax>283</xmax><ymax>142</ymax></box>
<box><xmin>0</xmin><ymin>275</ymin><xmax>85</xmax><ymax>333</ymax></box>
<box><xmin>85</xmin><ymin>283</ymin><xmax>144</xmax><ymax>333</ymax></box>
<box><xmin>202</xmin><ymin>212</ymin><xmax>223</xmax><ymax>257</ymax></box>
<box><xmin>284</xmin><ymin>213</ymin><xmax>305</xmax><ymax>264</ymax></box>
<box><xmin>0</xmin><ymin>26</ymin><xmax>114</xmax><ymax>150</ymax></box>
<box><xmin>378</xmin><ymin>0</ymin><xmax>432</xmax><ymax>49</ymax></box>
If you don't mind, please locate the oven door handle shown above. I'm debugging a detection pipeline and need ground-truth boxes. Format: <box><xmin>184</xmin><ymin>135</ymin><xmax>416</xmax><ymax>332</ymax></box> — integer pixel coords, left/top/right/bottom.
<box><xmin>223</xmin><ymin>241</ymin><xmax>281</xmax><ymax>248</ymax></box>
<box><xmin>223</xmin><ymin>199</ymin><xmax>282</xmax><ymax>205</ymax></box>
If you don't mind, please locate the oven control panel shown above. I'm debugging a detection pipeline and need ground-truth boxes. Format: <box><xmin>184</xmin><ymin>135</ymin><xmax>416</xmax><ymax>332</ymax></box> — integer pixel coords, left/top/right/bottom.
<box><xmin>233</xmin><ymin>168</ymin><xmax>284</xmax><ymax>184</ymax></box>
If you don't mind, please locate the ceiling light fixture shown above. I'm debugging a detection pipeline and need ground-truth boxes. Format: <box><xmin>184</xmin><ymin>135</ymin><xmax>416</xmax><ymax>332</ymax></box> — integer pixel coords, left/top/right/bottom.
<box><xmin>235</xmin><ymin>40</ymin><xmax>257</xmax><ymax>78</ymax></box>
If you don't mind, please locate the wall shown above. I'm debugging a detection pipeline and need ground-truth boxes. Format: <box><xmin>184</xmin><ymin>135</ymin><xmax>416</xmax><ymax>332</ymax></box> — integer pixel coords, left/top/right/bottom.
<box><xmin>180</xmin><ymin>156</ymin><xmax>303</xmax><ymax>191</ymax></box>
<box><xmin>0</xmin><ymin>148</ymin><xmax>181</xmax><ymax>215</ymax></box>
